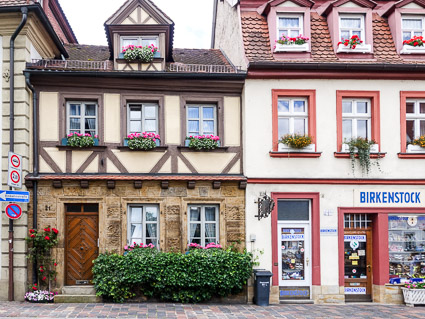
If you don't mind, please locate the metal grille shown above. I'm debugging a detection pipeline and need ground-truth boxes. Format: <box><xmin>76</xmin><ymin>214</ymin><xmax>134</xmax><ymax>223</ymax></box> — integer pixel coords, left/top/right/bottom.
<box><xmin>168</xmin><ymin>63</ymin><xmax>240</xmax><ymax>73</ymax></box>
<box><xmin>28</xmin><ymin>59</ymin><xmax>111</xmax><ymax>70</ymax></box>
<box><xmin>344</xmin><ymin>214</ymin><xmax>372</xmax><ymax>229</ymax></box>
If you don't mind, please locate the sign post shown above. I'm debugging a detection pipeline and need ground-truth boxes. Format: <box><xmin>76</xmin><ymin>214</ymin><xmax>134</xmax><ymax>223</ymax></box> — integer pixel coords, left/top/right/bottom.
<box><xmin>7</xmin><ymin>152</ymin><xmax>22</xmax><ymax>189</ymax></box>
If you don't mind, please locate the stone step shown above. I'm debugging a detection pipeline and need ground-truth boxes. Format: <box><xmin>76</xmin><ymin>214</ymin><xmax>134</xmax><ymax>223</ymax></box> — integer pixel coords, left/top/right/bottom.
<box><xmin>280</xmin><ymin>299</ymin><xmax>314</xmax><ymax>304</ymax></box>
<box><xmin>62</xmin><ymin>285</ymin><xmax>96</xmax><ymax>295</ymax></box>
<box><xmin>54</xmin><ymin>294</ymin><xmax>102</xmax><ymax>303</ymax></box>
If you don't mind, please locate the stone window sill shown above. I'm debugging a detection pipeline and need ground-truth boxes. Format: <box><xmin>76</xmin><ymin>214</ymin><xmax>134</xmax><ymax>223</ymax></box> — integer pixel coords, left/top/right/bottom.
<box><xmin>56</xmin><ymin>145</ymin><xmax>107</xmax><ymax>151</ymax></box>
<box><xmin>116</xmin><ymin>146</ymin><xmax>168</xmax><ymax>152</ymax></box>
<box><xmin>269</xmin><ymin>151</ymin><xmax>321</xmax><ymax>158</ymax></box>
<box><xmin>398</xmin><ymin>153</ymin><xmax>425</xmax><ymax>159</ymax></box>
<box><xmin>334</xmin><ymin>152</ymin><xmax>386</xmax><ymax>158</ymax></box>
<box><xmin>178</xmin><ymin>146</ymin><xmax>229</xmax><ymax>152</ymax></box>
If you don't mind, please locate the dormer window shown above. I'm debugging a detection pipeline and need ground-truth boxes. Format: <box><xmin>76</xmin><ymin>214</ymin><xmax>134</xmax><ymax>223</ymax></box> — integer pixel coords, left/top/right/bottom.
<box><xmin>336</xmin><ymin>14</ymin><xmax>371</xmax><ymax>53</ymax></box>
<box><xmin>278</xmin><ymin>14</ymin><xmax>303</xmax><ymax>38</ymax></box>
<box><xmin>121</xmin><ymin>36</ymin><xmax>159</xmax><ymax>50</ymax></box>
<box><xmin>339</xmin><ymin>15</ymin><xmax>364</xmax><ymax>42</ymax></box>
<box><xmin>402</xmin><ymin>16</ymin><xmax>424</xmax><ymax>41</ymax></box>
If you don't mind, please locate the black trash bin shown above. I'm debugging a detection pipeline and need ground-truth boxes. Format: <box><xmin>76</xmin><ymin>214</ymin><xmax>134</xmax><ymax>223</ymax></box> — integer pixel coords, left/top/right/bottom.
<box><xmin>253</xmin><ymin>269</ymin><xmax>273</xmax><ymax>306</ymax></box>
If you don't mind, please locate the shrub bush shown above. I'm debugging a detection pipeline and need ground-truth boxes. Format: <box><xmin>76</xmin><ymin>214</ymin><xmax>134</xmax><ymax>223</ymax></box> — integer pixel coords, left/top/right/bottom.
<box><xmin>92</xmin><ymin>247</ymin><xmax>253</xmax><ymax>303</ymax></box>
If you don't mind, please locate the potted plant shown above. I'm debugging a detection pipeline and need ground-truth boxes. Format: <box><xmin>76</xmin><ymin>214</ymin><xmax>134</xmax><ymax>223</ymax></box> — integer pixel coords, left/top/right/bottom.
<box><xmin>124</xmin><ymin>132</ymin><xmax>160</xmax><ymax>150</ymax></box>
<box><xmin>345</xmin><ymin>137</ymin><xmax>380</xmax><ymax>174</ymax></box>
<box><xmin>401</xmin><ymin>36</ymin><xmax>425</xmax><ymax>54</ymax></box>
<box><xmin>25</xmin><ymin>227</ymin><xmax>59</xmax><ymax>303</ymax></box>
<box><xmin>337</xmin><ymin>35</ymin><xmax>371</xmax><ymax>53</ymax></box>
<box><xmin>274</xmin><ymin>35</ymin><xmax>309</xmax><ymax>52</ymax></box>
<box><xmin>121</xmin><ymin>44</ymin><xmax>160</xmax><ymax>62</ymax></box>
<box><xmin>62</xmin><ymin>133</ymin><xmax>99</xmax><ymax>147</ymax></box>
<box><xmin>279</xmin><ymin>134</ymin><xmax>314</xmax><ymax>152</ymax></box>
<box><xmin>408</xmin><ymin>135</ymin><xmax>425</xmax><ymax>153</ymax></box>
<box><xmin>401</xmin><ymin>281</ymin><xmax>425</xmax><ymax>306</ymax></box>
<box><xmin>186</xmin><ymin>135</ymin><xmax>220</xmax><ymax>150</ymax></box>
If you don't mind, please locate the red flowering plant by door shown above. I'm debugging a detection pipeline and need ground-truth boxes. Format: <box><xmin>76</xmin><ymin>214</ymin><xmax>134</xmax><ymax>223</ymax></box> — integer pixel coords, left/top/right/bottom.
<box><xmin>25</xmin><ymin>227</ymin><xmax>59</xmax><ymax>302</ymax></box>
<box><xmin>403</xmin><ymin>36</ymin><xmax>424</xmax><ymax>47</ymax></box>
<box><xmin>338</xmin><ymin>35</ymin><xmax>363</xmax><ymax>49</ymax></box>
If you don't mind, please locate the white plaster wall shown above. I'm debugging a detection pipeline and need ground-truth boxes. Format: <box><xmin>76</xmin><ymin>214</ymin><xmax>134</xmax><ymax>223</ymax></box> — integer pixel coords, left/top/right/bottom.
<box><xmin>246</xmin><ymin>183</ymin><xmax>425</xmax><ymax>287</ymax></box>
<box><xmin>214</xmin><ymin>0</ymin><xmax>247</xmax><ymax>69</ymax></box>
<box><xmin>244</xmin><ymin>79</ymin><xmax>425</xmax><ymax>179</ymax></box>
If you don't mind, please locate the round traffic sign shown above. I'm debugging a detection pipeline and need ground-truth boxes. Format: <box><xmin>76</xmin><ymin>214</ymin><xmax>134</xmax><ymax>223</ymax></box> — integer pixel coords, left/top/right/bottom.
<box><xmin>10</xmin><ymin>155</ymin><xmax>20</xmax><ymax>168</ymax></box>
<box><xmin>10</xmin><ymin>170</ymin><xmax>20</xmax><ymax>184</ymax></box>
<box><xmin>5</xmin><ymin>204</ymin><xmax>22</xmax><ymax>220</ymax></box>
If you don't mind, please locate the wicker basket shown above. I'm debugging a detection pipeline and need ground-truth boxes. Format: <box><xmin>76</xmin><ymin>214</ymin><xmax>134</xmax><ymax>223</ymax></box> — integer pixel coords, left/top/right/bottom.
<box><xmin>401</xmin><ymin>287</ymin><xmax>425</xmax><ymax>306</ymax></box>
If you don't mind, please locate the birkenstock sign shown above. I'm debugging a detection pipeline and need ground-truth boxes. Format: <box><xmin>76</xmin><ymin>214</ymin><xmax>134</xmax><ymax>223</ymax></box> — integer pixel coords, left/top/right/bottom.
<box><xmin>354</xmin><ymin>190</ymin><xmax>425</xmax><ymax>207</ymax></box>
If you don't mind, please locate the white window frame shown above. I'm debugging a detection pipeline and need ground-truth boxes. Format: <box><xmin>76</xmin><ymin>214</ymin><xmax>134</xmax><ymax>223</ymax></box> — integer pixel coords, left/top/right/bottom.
<box><xmin>127</xmin><ymin>204</ymin><xmax>159</xmax><ymax>248</ymax></box>
<box><xmin>66</xmin><ymin>101</ymin><xmax>98</xmax><ymax>136</ymax></box>
<box><xmin>127</xmin><ymin>103</ymin><xmax>158</xmax><ymax>135</ymax></box>
<box><xmin>121</xmin><ymin>36</ymin><xmax>159</xmax><ymax>49</ymax></box>
<box><xmin>401</xmin><ymin>15</ymin><xmax>425</xmax><ymax>41</ymax></box>
<box><xmin>406</xmin><ymin>99</ymin><xmax>425</xmax><ymax>141</ymax></box>
<box><xmin>186</xmin><ymin>104</ymin><xmax>217</xmax><ymax>136</ymax></box>
<box><xmin>188</xmin><ymin>205</ymin><xmax>219</xmax><ymax>247</ymax></box>
<box><xmin>342</xmin><ymin>98</ymin><xmax>372</xmax><ymax>140</ymax></box>
<box><xmin>277</xmin><ymin>13</ymin><xmax>304</xmax><ymax>39</ymax></box>
<box><xmin>339</xmin><ymin>14</ymin><xmax>365</xmax><ymax>42</ymax></box>
<box><xmin>278</xmin><ymin>97</ymin><xmax>308</xmax><ymax>136</ymax></box>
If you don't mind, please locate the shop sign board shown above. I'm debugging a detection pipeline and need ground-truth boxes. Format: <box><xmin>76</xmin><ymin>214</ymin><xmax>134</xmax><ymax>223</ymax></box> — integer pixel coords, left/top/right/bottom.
<box><xmin>344</xmin><ymin>235</ymin><xmax>366</xmax><ymax>242</ymax></box>
<box><xmin>344</xmin><ymin>287</ymin><xmax>366</xmax><ymax>294</ymax></box>
<box><xmin>281</xmin><ymin>234</ymin><xmax>304</xmax><ymax>240</ymax></box>
<box><xmin>354</xmin><ymin>189</ymin><xmax>425</xmax><ymax>207</ymax></box>
<box><xmin>320</xmin><ymin>228</ymin><xmax>337</xmax><ymax>236</ymax></box>
<box><xmin>279</xmin><ymin>287</ymin><xmax>310</xmax><ymax>299</ymax></box>
<box><xmin>7</xmin><ymin>152</ymin><xmax>22</xmax><ymax>189</ymax></box>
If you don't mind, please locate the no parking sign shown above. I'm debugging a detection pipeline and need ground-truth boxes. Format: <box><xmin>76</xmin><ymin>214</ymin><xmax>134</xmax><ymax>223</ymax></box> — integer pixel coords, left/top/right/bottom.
<box><xmin>5</xmin><ymin>203</ymin><xmax>22</xmax><ymax>220</ymax></box>
<box><xmin>7</xmin><ymin>152</ymin><xmax>22</xmax><ymax>189</ymax></box>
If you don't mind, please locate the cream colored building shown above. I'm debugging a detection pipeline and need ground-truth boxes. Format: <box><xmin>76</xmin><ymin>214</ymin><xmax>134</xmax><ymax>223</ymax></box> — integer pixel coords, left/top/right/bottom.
<box><xmin>214</xmin><ymin>0</ymin><xmax>425</xmax><ymax>304</ymax></box>
<box><xmin>0</xmin><ymin>0</ymin><xmax>75</xmax><ymax>301</ymax></box>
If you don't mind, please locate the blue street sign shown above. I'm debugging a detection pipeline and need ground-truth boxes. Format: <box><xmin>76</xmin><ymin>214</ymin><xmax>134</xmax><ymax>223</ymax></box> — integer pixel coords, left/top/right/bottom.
<box><xmin>5</xmin><ymin>204</ymin><xmax>22</xmax><ymax>219</ymax></box>
<box><xmin>0</xmin><ymin>190</ymin><xmax>30</xmax><ymax>203</ymax></box>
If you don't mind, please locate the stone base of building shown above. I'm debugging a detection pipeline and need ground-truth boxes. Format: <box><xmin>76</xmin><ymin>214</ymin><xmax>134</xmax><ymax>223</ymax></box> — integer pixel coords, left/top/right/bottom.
<box><xmin>373</xmin><ymin>284</ymin><xmax>404</xmax><ymax>304</ymax></box>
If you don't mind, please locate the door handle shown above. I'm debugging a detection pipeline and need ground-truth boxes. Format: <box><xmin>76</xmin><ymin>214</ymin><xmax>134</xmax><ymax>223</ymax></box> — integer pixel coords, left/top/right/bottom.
<box><xmin>306</xmin><ymin>257</ymin><xmax>310</xmax><ymax>266</ymax></box>
<box><xmin>367</xmin><ymin>264</ymin><xmax>371</xmax><ymax>272</ymax></box>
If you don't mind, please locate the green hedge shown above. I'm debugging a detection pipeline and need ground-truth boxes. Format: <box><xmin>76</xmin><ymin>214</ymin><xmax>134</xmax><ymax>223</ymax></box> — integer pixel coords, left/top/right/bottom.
<box><xmin>92</xmin><ymin>247</ymin><xmax>253</xmax><ymax>303</ymax></box>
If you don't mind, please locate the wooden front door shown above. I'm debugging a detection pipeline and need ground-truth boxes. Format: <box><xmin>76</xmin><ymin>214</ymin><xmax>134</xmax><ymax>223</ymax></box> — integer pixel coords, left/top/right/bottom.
<box><xmin>65</xmin><ymin>204</ymin><xmax>99</xmax><ymax>285</ymax></box>
<box><xmin>344</xmin><ymin>229</ymin><xmax>373</xmax><ymax>302</ymax></box>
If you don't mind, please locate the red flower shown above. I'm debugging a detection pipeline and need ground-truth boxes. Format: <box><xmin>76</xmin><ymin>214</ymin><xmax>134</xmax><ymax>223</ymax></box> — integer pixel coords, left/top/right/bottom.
<box><xmin>414</xmin><ymin>41</ymin><xmax>419</xmax><ymax>46</ymax></box>
<box><xmin>29</xmin><ymin>229</ymin><xmax>35</xmax><ymax>233</ymax></box>
<box><xmin>52</xmin><ymin>228</ymin><xmax>58</xmax><ymax>234</ymax></box>
<box><xmin>45</xmin><ymin>236</ymin><xmax>50</xmax><ymax>240</ymax></box>
<box><xmin>352</xmin><ymin>45</ymin><xmax>356</xmax><ymax>49</ymax></box>
<box><xmin>40</xmin><ymin>269</ymin><xmax>44</xmax><ymax>273</ymax></box>
<box><xmin>54</xmin><ymin>263</ymin><xmax>57</xmax><ymax>266</ymax></box>
<box><xmin>42</xmin><ymin>276</ymin><xmax>46</xmax><ymax>281</ymax></box>
<box><xmin>32</xmin><ymin>286</ymin><xmax>37</xmax><ymax>291</ymax></box>
<box><xmin>44</xmin><ymin>227</ymin><xmax>50</xmax><ymax>232</ymax></box>
<box><xmin>337</xmin><ymin>41</ymin><xmax>342</xmax><ymax>45</ymax></box>
<box><xmin>344</xmin><ymin>42</ymin><xmax>348</xmax><ymax>46</ymax></box>
<box><xmin>30</xmin><ymin>234</ymin><xmax>35</xmax><ymax>238</ymax></box>
<box><xmin>34</xmin><ymin>283</ymin><xmax>37</xmax><ymax>286</ymax></box>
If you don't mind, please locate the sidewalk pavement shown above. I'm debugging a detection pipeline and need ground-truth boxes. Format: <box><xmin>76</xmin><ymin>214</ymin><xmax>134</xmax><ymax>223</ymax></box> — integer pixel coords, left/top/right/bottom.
<box><xmin>0</xmin><ymin>302</ymin><xmax>423</xmax><ymax>318</ymax></box>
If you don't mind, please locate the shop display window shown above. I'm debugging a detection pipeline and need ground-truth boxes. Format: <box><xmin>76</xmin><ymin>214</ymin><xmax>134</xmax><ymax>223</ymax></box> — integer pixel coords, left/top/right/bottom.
<box><xmin>281</xmin><ymin>228</ymin><xmax>305</xmax><ymax>280</ymax></box>
<box><xmin>388</xmin><ymin>215</ymin><xmax>425</xmax><ymax>280</ymax></box>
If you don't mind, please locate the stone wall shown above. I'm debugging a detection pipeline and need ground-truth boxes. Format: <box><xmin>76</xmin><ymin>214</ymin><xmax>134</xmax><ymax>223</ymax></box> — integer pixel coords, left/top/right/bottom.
<box><xmin>27</xmin><ymin>179</ymin><xmax>246</xmax><ymax>291</ymax></box>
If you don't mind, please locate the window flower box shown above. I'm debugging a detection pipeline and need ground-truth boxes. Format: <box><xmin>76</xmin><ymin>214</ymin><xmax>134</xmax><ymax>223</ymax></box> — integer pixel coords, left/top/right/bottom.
<box><xmin>401</xmin><ymin>286</ymin><xmax>425</xmax><ymax>306</ymax></box>
<box><xmin>119</xmin><ymin>51</ymin><xmax>160</xmax><ymax>59</ymax></box>
<box><xmin>407</xmin><ymin>144</ymin><xmax>425</xmax><ymax>153</ymax></box>
<box><xmin>341</xmin><ymin>143</ymin><xmax>379</xmax><ymax>153</ymax></box>
<box><xmin>278</xmin><ymin>143</ymin><xmax>315</xmax><ymax>152</ymax></box>
<box><xmin>337</xmin><ymin>35</ymin><xmax>371</xmax><ymax>53</ymax></box>
<box><xmin>401</xmin><ymin>36</ymin><xmax>425</xmax><ymax>54</ymax></box>
<box><xmin>61</xmin><ymin>134</ymin><xmax>99</xmax><ymax>147</ymax></box>
<box><xmin>275</xmin><ymin>43</ymin><xmax>309</xmax><ymax>52</ymax></box>
<box><xmin>125</xmin><ymin>132</ymin><xmax>160</xmax><ymax>150</ymax></box>
<box><xmin>274</xmin><ymin>35</ymin><xmax>309</xmax><ymax>53</ymax></box>
<box><xmin>120</xmin><ymin>44</ymin><xmax>160</xmax><ymax>63</ymax></box>
<box><xmin>185</xmin><ymin>135</ymin><xmax>220</xmax><ymax>150</ymax></box>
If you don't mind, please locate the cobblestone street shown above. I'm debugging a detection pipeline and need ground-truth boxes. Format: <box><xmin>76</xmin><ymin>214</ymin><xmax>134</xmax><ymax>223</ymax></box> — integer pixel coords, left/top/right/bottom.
<box><xmin>0</xmin><ymin>302</ymin><xmax>423</xmax><ymax>318</ymax></box>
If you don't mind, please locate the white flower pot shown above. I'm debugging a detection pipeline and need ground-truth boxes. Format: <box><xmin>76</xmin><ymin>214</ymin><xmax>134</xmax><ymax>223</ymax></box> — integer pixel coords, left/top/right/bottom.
<box><xmin>278</xmin><ymin>143</ymin><xmax>315</xmax><ymax>152</ymax></box>
<box><xmin>341</xmin><ymin>143</ymin><xmax>379</xmax><ymax>153</ymax></box>
<box><xmin>407</xmin><ymin>144</ymin><xmax>425</xmax><ymax>153</ymax></box>
<box><xmin>275</xmin><ymin>43</ymin><xmax>309</xmax><ymax>52</ymax></box>
<box><xmin>401</xmin><ymin>287</ymin><xmax>425</xmax><ymax>306</ymax></box>
<box><xmin>337</xmin><ymin>43</ymin><xmax>372</xmax><ymax>53</ymax></box>
<box><xmin>400</xmin><ymin>45</ymin><xmax>425</xmax><ymax>54</ymax></box>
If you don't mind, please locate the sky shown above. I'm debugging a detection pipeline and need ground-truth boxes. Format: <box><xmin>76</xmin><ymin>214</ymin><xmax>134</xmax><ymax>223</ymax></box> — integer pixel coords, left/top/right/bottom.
<box><xmin>59</xmin><ymin>0</ymin><xmax>215</xmax><ymax>49</ymax></box>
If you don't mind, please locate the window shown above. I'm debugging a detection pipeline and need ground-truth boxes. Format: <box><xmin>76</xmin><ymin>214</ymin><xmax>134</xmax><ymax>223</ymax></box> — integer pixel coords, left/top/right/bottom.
<box><xmin>187</xmin><ymin>104</ymin><xmax>217</xmax><ymax>136</ymax></box>
<box><xmin>127</xmin><ymin>103</ymin><xmax>158</xmax><ymax>134</ymax></box>
<box><xmin>388</xmin><ymin>215</ymin><xmax>425</xmax><ymax>281</ymax></box>
<box><xmin>405</xmin><ymin>100</ymin><xmax>425</xmax><ymax>144</ymax></box>
<box><xmin>67</xmin><ymin>102</ymin><xmax>97</xmax><ymax>136</ymax></box>
<box><xmin>277</xmin><ymin>98</ymin><xmax>308</xmax><ymax>137</ymax></box>
<box><xmin>188</xmin><ymin>205</ymin><xmax>219</xmax><ymax>246</ymax></box>
<box><xmin>339</xmin><ymin>14</ymin><xmax>365</xmax><ymax>42</ymax></box>
<box><xmin>402</xmin><ymin>16</ymin><xmax>425</xmax><ymax>41</ymax></box>
<box><xmin>121</xmin><ymin>36</ymin><xmax>158</xmax><ymax>49</ymax></box>
<box><xmin>127</xmin><ymin>205</ymin><xmax>159</xmax><ymax>247</ymax></box>
<box><xmin>342</xmin><ymin>99</ymin><xmax>371</xmax><ymax>141</ymax></box>
<box><xmin>277</xmin><ymin>14</ymin><xmax>303</xmax><ymax>38</ymax></box>
<box><xmin>336</xmin><ymin>91</ymin><xmax>381</xmax><ymax>156</ymax></box>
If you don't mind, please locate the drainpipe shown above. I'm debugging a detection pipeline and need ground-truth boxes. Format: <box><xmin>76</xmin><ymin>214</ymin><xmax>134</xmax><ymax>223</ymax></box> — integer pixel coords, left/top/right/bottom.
<box><xmin>25</xmin><ymin>73</ymin><xmax>38</xmax><ymax>285</ymax></box>
<box><xmin>9</xmin><ymin>6</ymin><xmax>28</xmax><ymax>302</ymax></box>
